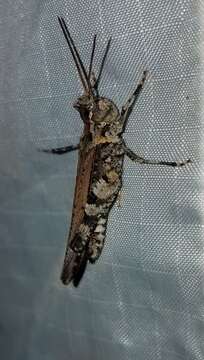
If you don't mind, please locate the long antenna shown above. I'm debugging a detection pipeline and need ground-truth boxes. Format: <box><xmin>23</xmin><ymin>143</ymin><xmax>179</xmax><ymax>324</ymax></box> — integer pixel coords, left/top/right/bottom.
<box><xmin>58</xmin><ymin>17</ymin><xmax>91</xmax><ymax>94</ymax></box>
<box><xmin>94</xmin><ymin>38</ymin><xmax>111</xmax><ymax>91</ymax></box>
<box><xmin>88</xmin><ymin>34</ymin><xmax>97</xmax><ymax>81</ymax></box>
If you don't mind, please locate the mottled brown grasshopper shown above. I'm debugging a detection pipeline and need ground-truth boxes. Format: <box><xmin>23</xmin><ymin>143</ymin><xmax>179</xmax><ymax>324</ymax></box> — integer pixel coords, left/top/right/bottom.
<box><xmin>42</xmin><ymin>17</ymin><xmax>191</xmax><ymax>287</ymax></box>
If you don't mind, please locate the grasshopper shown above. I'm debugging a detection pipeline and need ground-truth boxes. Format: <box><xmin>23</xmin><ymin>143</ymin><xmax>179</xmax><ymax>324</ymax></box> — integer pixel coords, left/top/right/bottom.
<box><xmin>42</xmin><ymin>17</ymin><xmax>191</xmax><ymax>287</ymax></box>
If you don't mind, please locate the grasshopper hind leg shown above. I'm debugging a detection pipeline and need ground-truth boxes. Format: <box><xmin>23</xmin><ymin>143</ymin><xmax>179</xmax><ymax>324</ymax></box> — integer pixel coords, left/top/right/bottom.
<box><xmin>61</xmin><ymin>224</ymin><xmax>90</xmax><ymax>286</ymax></box>
<box><xmin>72</xmin><ymin>250</ymin><xmax>88</xmax><ymax>287</ymax></box>
<box><xmin>60</xmin><ymin>247</ymin><xmax>88</xmax><ymax>287</ymax></box>
<box><xmin>60</xmin><ymin>248</ymin><xmax>76</xmax><ymax>285</ymax></box>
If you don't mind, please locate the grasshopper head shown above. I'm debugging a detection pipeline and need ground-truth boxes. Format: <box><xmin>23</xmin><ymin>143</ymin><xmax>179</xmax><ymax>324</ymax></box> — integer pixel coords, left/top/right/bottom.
<box><xmin>73</xmin><ymin>95</ymin><xmax>94</xmax><ymax>111</ymax></box>
<box><xmin>58</xmin><ymin>17</ymin><xmax>112</xmax><ymax>119</ymax></box>
<box><xmin>73</xmin><ymin>95</ymin><xmax>95</xmax><ymax>124</ymax></box>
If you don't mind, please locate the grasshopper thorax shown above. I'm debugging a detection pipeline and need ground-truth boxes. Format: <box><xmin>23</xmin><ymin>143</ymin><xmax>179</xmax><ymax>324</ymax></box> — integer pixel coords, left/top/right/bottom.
<box><xmin>74</xmin><ymin>95</ymin><xmax>122</xmax><ymax>137</ymax></box>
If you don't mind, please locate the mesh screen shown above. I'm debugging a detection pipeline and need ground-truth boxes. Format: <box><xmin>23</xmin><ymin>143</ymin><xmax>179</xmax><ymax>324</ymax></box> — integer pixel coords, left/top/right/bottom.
<box><xmin>0</xmin><ymin>1</ymin><xmax>202</xmax><ymax>359</ymax></box>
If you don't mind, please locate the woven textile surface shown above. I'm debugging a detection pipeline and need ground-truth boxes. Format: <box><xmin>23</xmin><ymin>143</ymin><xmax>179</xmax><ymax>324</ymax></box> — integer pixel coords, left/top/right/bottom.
<box><xmin>0</xmin><ymin>1</ymin><xmax>202</xmax><ymax>359</ymax></box>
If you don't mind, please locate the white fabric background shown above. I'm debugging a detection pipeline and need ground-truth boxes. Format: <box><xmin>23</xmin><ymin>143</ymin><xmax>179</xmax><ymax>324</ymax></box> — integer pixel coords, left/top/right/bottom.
<box><xmin>0</xmin><ymin>1</ymin><xmax>202</xmax><ymax>359</ymax></box>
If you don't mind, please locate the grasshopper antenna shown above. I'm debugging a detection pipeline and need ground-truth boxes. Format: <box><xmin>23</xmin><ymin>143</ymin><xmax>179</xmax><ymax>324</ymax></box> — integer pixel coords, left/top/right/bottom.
<box><xmin>88</xmin><ymin>34</ymin><xmax>97</xmax><ymax>81</ymax></box>
<box><xmin>58</xmin><ymin>17</ymin><xmax>92</xmax><ymax>94</ymax></box>
<box><xmin>94</xmin><ymin>38</ymin><xmax>111</xmax><ymax>91</ymax></box>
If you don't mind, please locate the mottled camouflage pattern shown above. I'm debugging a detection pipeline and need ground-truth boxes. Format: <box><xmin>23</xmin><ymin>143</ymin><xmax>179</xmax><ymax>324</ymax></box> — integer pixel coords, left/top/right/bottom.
<box><xmin>61</xmin><ymin>96</ymin><xmax>126</xmax><ymax>286</ymax></box>
<box><xmin>43</xmin><ymin>18</ymin><xmax>191</xmax><ymax>287</ymax></box>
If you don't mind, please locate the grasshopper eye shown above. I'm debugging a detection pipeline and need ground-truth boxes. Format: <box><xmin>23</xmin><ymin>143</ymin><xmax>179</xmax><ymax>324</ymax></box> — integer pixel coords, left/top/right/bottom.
<box><xmin>100</xmin><ymin>121</ymin><xmax>107</xmax><ymax>127</ymax></box>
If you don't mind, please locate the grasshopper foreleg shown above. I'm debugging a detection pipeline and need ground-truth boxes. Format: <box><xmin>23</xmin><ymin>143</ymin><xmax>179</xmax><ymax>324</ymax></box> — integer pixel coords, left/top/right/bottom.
<box><xmin>121</xmin><ymin>70</ymin><xmax>148</xmax><ymax>128</ymax></box>
<box><xmin>40</xmin><ymin>144</ymin><xmax>79</xmax><ymax>155</ymax></box>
